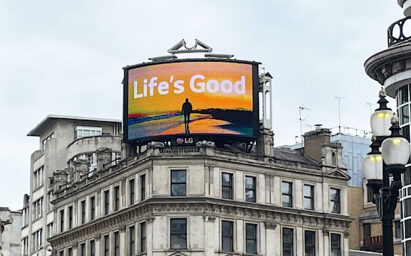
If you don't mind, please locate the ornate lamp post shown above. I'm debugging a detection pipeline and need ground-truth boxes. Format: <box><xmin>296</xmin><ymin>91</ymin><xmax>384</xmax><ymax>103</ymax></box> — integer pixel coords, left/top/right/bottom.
<box><xmin>363</xmin><ymin>88</ymin><xmax>411</xmax><ymax>256</ymax></box>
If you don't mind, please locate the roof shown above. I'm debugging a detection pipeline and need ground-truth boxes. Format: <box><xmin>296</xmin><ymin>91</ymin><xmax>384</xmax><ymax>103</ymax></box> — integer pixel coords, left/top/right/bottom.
<box><xmin>28</xmin><ymin>114</ymin><xmax>122</xmax><ymax>137</ymax></box>
<box><xmin>273</xmin><ymin>147</ymin><xmax>320</xmax><ymax>166</ymax></box>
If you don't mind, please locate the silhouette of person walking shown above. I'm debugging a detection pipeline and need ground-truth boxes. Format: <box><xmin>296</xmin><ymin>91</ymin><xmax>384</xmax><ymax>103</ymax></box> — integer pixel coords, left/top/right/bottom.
<box><xmin>181</xmin><ymin>98</ymin><xmax>192</xmax><ymax>135</ymax></box>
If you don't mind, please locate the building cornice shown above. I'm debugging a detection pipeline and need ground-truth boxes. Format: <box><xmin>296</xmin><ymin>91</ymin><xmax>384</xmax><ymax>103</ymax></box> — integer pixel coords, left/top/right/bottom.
<box><xmin>48</xmin><ymin>197</ymin><xmax>351</xmax><ymax>249</ymax></box>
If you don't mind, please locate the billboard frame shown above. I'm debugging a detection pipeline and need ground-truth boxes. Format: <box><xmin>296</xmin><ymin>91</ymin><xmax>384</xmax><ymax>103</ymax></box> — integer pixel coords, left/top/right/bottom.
<box><xmin>123</xmin><ymin>58</ymin><xmax>260</xmax><ymax>145</ymax></box>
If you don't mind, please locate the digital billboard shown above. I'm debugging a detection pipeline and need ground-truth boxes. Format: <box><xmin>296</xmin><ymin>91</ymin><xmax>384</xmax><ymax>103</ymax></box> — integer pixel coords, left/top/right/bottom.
<box><xmin>124</xmin><ymin>60</ymin><xmax>259</xmax><ymax>142</ymax></box>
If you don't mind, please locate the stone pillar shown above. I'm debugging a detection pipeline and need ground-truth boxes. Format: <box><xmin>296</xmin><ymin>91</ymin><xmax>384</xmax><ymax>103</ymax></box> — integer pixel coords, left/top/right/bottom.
<box><xmin>257</xmin><ymin>128</ymin><xmax>274</xmax><ymax>157</ymax></box>
<box><xmin>265</xmin><ymin>222</ymin><xmax>276</xmax><ymax>255</ymax></box>
<box><xmin>120</xmin><ymin>225</ymin><xmax>126</xmax><ymax>256</ymax></box>
<box><xmin>73</xmin><ymin>159</ymin><xmax>88</xmax><ymax>181</ymax></box>
<box><xmin>296</xmin><ymin>226</ymin><xmax>303</xmax><ymax>256</ymax></box>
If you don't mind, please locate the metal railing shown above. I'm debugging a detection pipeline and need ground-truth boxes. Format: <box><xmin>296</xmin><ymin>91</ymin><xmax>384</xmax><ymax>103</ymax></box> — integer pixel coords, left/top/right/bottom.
<box><xmin>388</xmin><ymin>16</ymin><xmax>411</xmax><ymax>47</ymax></box>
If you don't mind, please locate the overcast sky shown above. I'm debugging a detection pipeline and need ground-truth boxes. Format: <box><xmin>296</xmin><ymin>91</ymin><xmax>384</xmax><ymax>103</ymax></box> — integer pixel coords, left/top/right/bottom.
<box><xmin>0</xmin><ymin>1</ymin><xmax>403</xmax><ymax>210</ymax></box>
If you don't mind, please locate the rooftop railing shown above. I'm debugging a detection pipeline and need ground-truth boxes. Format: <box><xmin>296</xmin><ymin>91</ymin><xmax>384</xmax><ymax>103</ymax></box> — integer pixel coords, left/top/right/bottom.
<box><xmin>388</xmin><ymin>16</ymin><xmax>411</xmax><ymax>47</ymax></box>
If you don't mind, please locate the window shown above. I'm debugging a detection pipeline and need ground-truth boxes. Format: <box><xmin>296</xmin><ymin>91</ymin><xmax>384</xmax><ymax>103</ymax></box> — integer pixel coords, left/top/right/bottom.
<box><xmin>399</xmin><ymin>85</ymin><xmax>409</xmax><ymax>105</ymax></box>
<box><xmin>104</xmin><ymin>190</ymin><xmax>110</xmax><ymax>215</ymax></box>
<box><xmin>363</xmin><ymin>223</ymin><xmax>370</xmax><ymax>238</ymax></box>
<box><xmin>395</xmin><ymin>220</ymin><xmax>402</xmax><ymax>239</ymax></box>
<box><xmin>305</xmin><ymin>230</ymin><xmax>316</xmax><ymax>256</ymax></box>
<box><xmin>104</xmin><ymin>235</ymin><xmax>110</xmax><ymax>256</ymax></box>
<box><xmin>42</xmin><ymin>133</ymin><xmax>54</xmax><ymax>150</ymax></box>
<box><xmin>68</xmin><ymin>206</ymin><xmax>73</xmax><ymax>229</ymax></box>
<box><xmin>401</xmin><ymin>105</ymin><xmax>410</xmax><ymax>124</ymax></box>
<box><xmin>141</xmin><ymin>174</ymin><xmax>146</xmax><ymax>200</ymax></box>
<box><xmin>367</xmin><ymin>186</ymin><xmax>374</xmax><ymax>203</ymax></box>
<box><xmin>330</xmin><ymin>188</ymin><xmax>341</xmax><ymax>213</ymax></box>
<box><xmin>67</xmin><ymin>248</ymin><xmax>73</xmax><ymax>256</ymax></box>
<box><xmin>283</xmin><ymin>228</ymin><xmax>293</xmax><ymax>256</ymax></box>
<box><xmin>129</xmin><ymin>226</ymin><xmax>135</xmax><ymax>256</ymax></box>
<box><xmin>171</xmin><ymin>170</ymin><xmax>186</xmax><ymax>196</ymax></box>
<box><xmin>90</xmin><ymin>196</ymin><xmax>96</xmax><ymax>220</ymax></box>
<box><xmin>80</xmin><ymin>200</ymin><xmax>86</xmax><ymax>224</ymax></box>
<box><xmin>75</xmin><ymin>126</ymin><xmax>102</xmax><ymax>139</ymax></box>
<box><xmin>246</xmin><ymin>223</ymin><xmax>257</xmax><ymax>254</ymax></box>
<box><xmin>80</xmin><ymin>243</ymin><xmax>85</xmax><ymax>256</ymax></box>
<box><xmin>402</xmin><ymin>125</ymin><xmax>410</xmax><ymax>142</ymax></box>
<box><xmin>245</xmin><ymin>176</ymin><xmax>256</xmax><ymax>202</ymax></box>
<box><xmin>222</xmin><ymin>173</ymin><xmax>233</xmax><ymax>199</ymax></box>
<box><xmin>33</xmin><ymin>166</ymin><xmax>44</xmax><ymax>190</ymax></box>
<box><xmin>222</xmin><ymin>220</ymin><xmax>234</xmax><ymax>252</ymax></box>
<box><xmin>129</xmin><ymin>179</ymin><xmax>135</xmax><ymax>205</ymax></box>
<box><xmin>140</xmin><ymin>222</ymin><xmax>146</xmax><ymax>253</ymax></box>
<box><xmin>170</xmin><ymin>218</ymin><xmax>187</xmax><ymax>249</ymax></box>
<box><xmin>60</xmin><ymin>209</ymin><xmax>64</xmax><ymax>232</ymax></box>
<box><xmin>32</xmin><ymin>197</ymin><xmax>43</xmax><ymax>220</ymax></box>
<box><xmin>32</xmin><ymin>229</ymin><xmax>43</xmax><ymax>251</ymax></box>
<box><xmin>282</xmin><ymin>181</ymin><xmax>293</xmax><ymax>207</ymax></box>
<box><xmin>59</xmin><ymin>251</ymin><xmax>63</xmax><ymax>256</ymax></box>
<box><xmin>304</xmin><ymin>185</ymin><xmax>314</xmax><ymax>210</ymax></box>
<box><xmin>114</xmin><ymin>231</ymin><xmax>120</xmax><ymax>256</ymax></box>
<box><xmin>330</xmin><ymin>233</ymin><xmax>341</xmax><ymax>256</ymax></box>
<box><xmin>46</xmin><ymin>222</ymin><xmax>54</xmax><ymax>238</ymax></box>
<box><xmin>90</xmin><ymin>240</ymin><xmax>95</xmax><ymax>256</ymax></box>
<box><xmin>114</xmin><ymin>186</ymin><xmax>120</xmax><ymax>211</ymax></box>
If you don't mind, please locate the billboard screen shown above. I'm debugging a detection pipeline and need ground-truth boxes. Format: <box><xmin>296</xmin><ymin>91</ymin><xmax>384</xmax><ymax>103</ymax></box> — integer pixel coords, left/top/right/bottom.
<box><xmin>124</xmin><ymin>60</ymin><xmax>258</xmax><ymax>142</ymax></box>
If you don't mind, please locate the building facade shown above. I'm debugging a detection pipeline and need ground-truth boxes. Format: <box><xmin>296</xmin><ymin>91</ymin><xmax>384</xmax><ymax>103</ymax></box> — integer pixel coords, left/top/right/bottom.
<box><xmin>0</xmin><ymin>207</ymin><xmax>22</xmax><ymax>256</ymax></box>
<box><xmin>22</xmin><ymin>115</ymin><xmax>121</xmax><ymax>256</ymax></box>
<box><xmin>364</xmin><ymin>1</ymin><xmax>411</xmax><ymax>254</ymax></box>
<box><xmin>46</xmin><ymin>123</ymin><xmax>351</xmax><ymax>256</ymax></box>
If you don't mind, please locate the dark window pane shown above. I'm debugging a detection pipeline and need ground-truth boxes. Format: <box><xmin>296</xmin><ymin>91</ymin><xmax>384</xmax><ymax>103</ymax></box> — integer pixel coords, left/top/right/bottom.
<box><xmin>246</xmin><ymin>223</ymin><xmax>257</xmax><ymax>254</ymax></box>
<box><xmin>304</xmin><ymin>185</ymin><xmax>314</xmax><ymax>210</ymax></box>
<box><xmin>245</xmin><ymin>176</ymin><xmax>256</xmax><ymax>202</ymax></box>
<box><xmin>395</xmin><ymin>221</ymin><xmax>402</xmax><ymax>239</ymax></box>
<box><xmin>140</xmin><ymin>222</ymin><xmax>146</xmax><ymax>253</ymax></box>
<box><xmin>401</xmin><ymin>105</ymin><xmax>410</xmax><ymax>124</ymax></box>
<box><xmin>363</xmin><ymin>223</ymin><xmax>370</xmax><ymax>238</ymax></box>
<box><xmin>405</xmin><ymin>198</ymin><xmax>411</xmax><ymax>218</ymax></box>
<box><xmin>141</xmin><ymin>175</ymin><xmax>146</xmax><ymax>201</ymax></box>
<box><xmin>405</xmin><ymin>219</ymin><xmax>411</xmax><ymax>238</ymax></box>
<box><xmin>114</xmin><ymin>186</ymin><xmax>120</xmax><ymax>211</ymax></box>
<box><xmin>305</xmin><ymin>231</ymin><xmax>315</xmax><ymax>256</ymax></box>
<box><xmin>330</xmin><ymin>188</ymin><xmax>340</xmax><ymax>213</ymax></box>
<box><xmin>171</xmin><ymin>184</ymin><xmax>186</xmax><ymax>196</ymax></box>
<box><xmin>170</xmin><ymin>219</ymin><xmax>187</xmax><ymax>249</ymax></box>
<box><xmin>129</xmin><ymin>179</ymin><xmax>135</xmax><ymax>205</ymax></box>
<box><xmin>330</xmin><ymin>234</ymin><xmax>341</xmax><ymax>256</ymax></box>
<box><xmin>129</xmin><ymin>226</ymin><xmax>135</xmax><ymax>256</ymax></box>
<box><xmin>104</xmin><ymin>190</ymin><xmax>110</xmax><ymax>215</ymax></box>
<box><xmin>171</xmin><ymin>170</ymin><xmax>186</xmax><ymax>182</ymax></box>
<box><xmin>114</xmin><ymin>232</ymin><xmax>120</xmax><ymax>256</ymax></box>
<box><xmin>90</xmin><ymin>240</ymin><xmax>95</xmax><ymax>256</ymax></box>
<box><xmin>283</xmin><ymin>228</ymin><xmax>294</xmax><ymax>256</ymax></box>
<box><xmin>171</xmin><ymin>170</ymin><xmax>186</xmax><ymax>196</ymax></box>
<box><xmin>90</xmin><ymin>196</ymin><xmax>95</xmax><ymax>220</ymax></box>
<box><xmin>282</xmin><ymin>182</ymin><xmax>293</xmax><ymax>207</ymax></box>
<box><xmin>222</xmin><ymin>173</ymin><xmax>233</xmax><ymax>199</ymax></box>
<box><xmin>222</xmin><ymin>221</ymin><xmax>233</xmax><ymax>252</ymax></box>
<box><xmin>104</xmin><ymin>235</ymin><xmax>109</xmax><ymax>256</ymax></box>
<box><xmin>400</xmin><ymin>85</ymin><xmax>409</xmax><ymax>105</ymax></box>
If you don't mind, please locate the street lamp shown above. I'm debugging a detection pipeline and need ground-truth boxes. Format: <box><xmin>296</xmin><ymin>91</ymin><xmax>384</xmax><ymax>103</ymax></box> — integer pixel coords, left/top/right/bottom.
<box><xmin>363</xmin><ymin>88</ymin><xmax>411</xmax><ymax>256</ymax></box>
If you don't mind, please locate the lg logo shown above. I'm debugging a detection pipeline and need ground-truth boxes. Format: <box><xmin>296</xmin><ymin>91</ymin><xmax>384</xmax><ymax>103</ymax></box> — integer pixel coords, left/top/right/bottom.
<box><xmin>176</xmin><ymin>137</ymin><xmax>194</xmax><ymax>144</ymax></box>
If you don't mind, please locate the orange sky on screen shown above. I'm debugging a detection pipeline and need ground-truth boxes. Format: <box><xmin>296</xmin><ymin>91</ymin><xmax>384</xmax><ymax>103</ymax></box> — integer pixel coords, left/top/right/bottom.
<box><xmin>128</xmin><ymin>62</ymin><xmax>253</xmax><ymax>115</ymax></box>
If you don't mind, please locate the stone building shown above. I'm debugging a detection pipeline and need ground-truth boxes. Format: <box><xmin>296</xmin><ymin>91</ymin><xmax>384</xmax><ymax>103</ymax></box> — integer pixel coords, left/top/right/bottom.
<box><xmin>364</xmin><ymin>0</ymin><xmax>411</xmax><ymax>254</ymax></box>
<box><xmin>46</xmin><ymin>122</ymin><xmax>351</xmax><ymax>255</ymax></box>
<box><xmin>0</xmin><ymin>207</ymin><xmax>22</xmax><ymax>256</ymax></box>
<box><xmin>22</xmin><ymin>115</ymin><xmax>121</xmax><ymax>256</ymax></box>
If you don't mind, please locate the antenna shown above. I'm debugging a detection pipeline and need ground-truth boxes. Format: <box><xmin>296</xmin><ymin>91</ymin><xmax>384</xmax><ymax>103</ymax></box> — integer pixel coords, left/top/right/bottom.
<box><xmin>299</xmin><ymin>106</ymin><xmax>311</xmax><ymax>143</ymax></box>
<box><xmin>335</xmin><ymin>96</ymin><xmax>345</xmax><ymax>133</ymax></box>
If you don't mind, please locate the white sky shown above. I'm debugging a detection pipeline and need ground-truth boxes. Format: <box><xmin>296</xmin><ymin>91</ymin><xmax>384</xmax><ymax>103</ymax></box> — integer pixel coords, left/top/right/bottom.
<box><xmin>0</xmin><ymin>1</ymin><xmax>403</xmax><ymax>210</ymax></box>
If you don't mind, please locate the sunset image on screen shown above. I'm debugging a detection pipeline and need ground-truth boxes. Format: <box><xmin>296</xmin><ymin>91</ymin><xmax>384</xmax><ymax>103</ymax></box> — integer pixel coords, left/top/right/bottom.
<box><xmin>127</xmin><ymin>61</ymin><xmax>255</xmax><ymax>140</ymax></box>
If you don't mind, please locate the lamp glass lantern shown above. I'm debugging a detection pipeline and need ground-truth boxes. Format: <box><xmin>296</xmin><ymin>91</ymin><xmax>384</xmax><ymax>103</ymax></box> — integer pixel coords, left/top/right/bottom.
<box><xmin>363</xmin><ymin>153</ymin><xmax>383</xmax><ymax>180</ymax></box>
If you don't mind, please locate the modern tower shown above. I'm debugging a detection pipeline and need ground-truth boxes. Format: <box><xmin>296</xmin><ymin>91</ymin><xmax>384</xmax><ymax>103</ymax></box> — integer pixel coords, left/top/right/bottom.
<box><xmin>364</xmin><ymin>1</ymin><xmax>411</xmax><ymax>253</ymax></box>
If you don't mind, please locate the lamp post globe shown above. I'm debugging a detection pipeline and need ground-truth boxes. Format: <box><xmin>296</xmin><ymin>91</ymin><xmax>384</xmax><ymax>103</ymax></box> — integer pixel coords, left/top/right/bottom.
<box><xmin>370</xmin><ymin>88</ymin><xmax>393</xmax><ymax>137</ymax></box>
<box><xmin>363</xmin><ymin>137</ymin><xmax>383</xmax><ymax>180</ymax></box>
<box><xmin>381</xmin><ymin>114</ymin><xmax>411</xmax><ymax>166</ymax></box>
